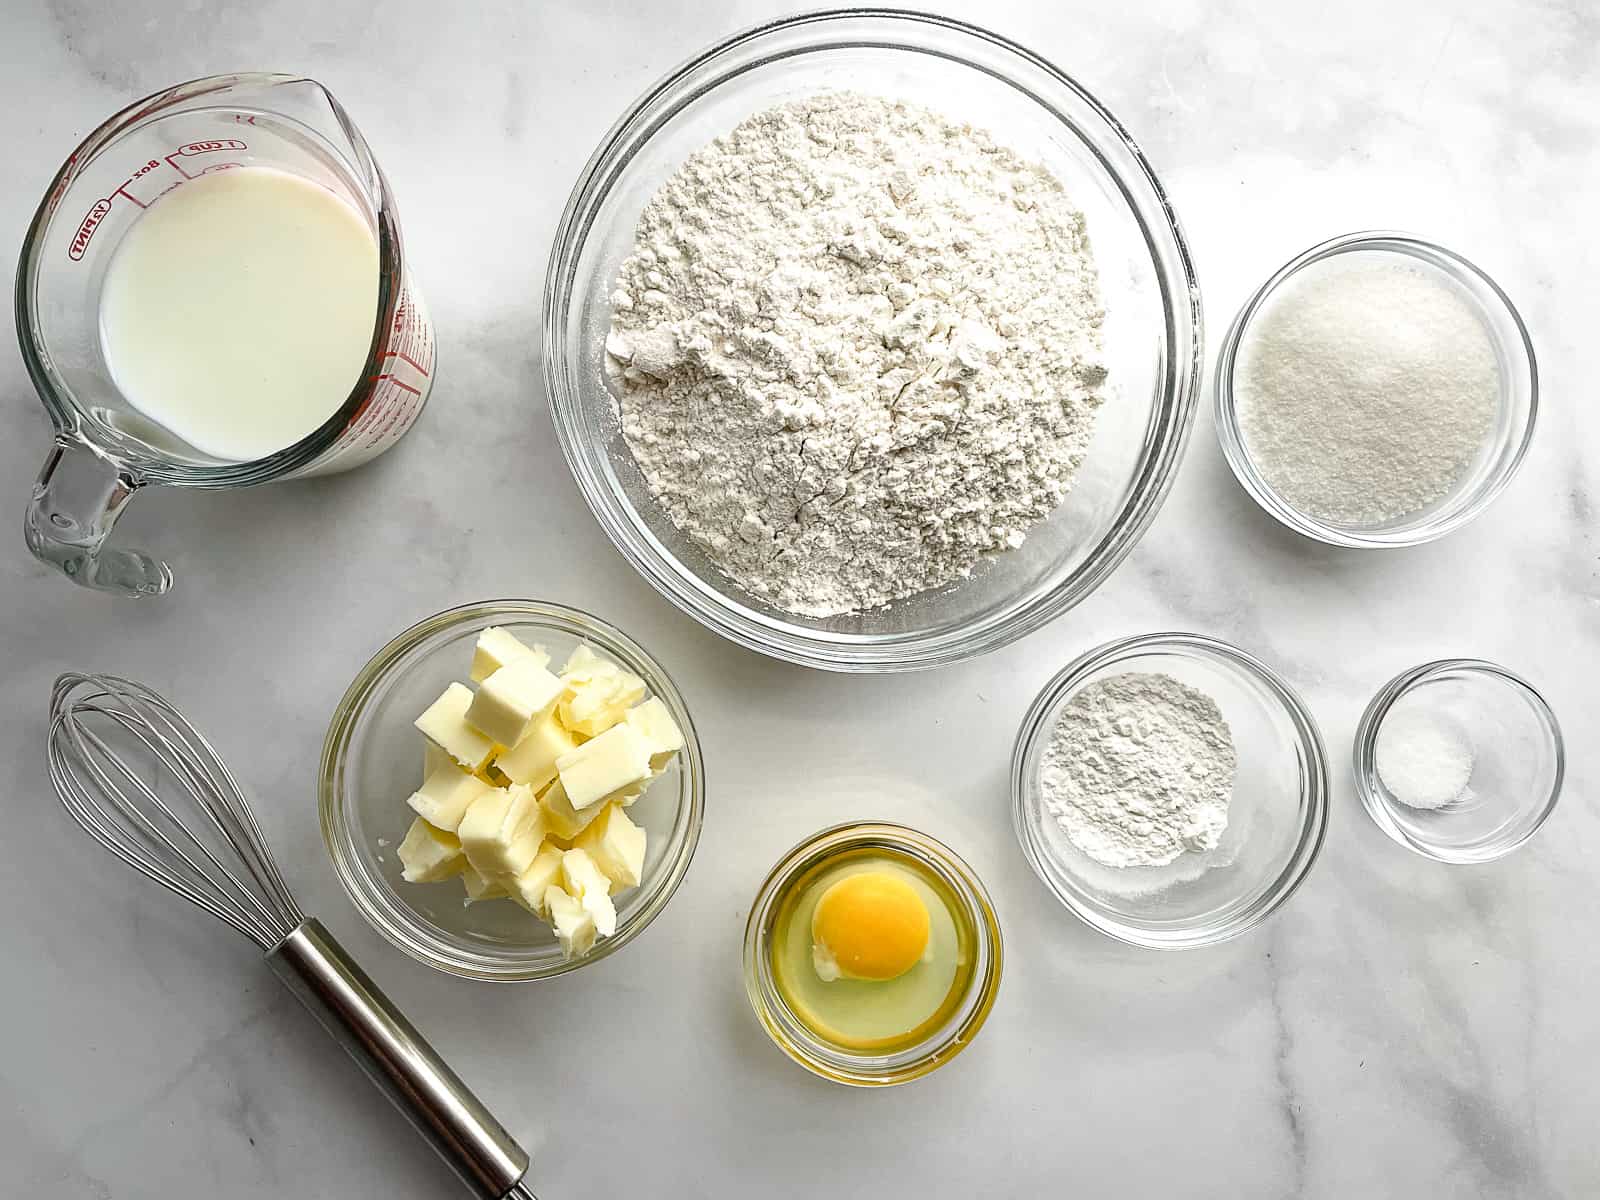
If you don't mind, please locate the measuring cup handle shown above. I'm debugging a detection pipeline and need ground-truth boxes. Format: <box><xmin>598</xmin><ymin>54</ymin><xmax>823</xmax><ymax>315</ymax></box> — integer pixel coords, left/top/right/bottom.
<box><xmin>25</xmin><ymin>437</ymin><xmax>172</xmax><ymax>597</ymax></box>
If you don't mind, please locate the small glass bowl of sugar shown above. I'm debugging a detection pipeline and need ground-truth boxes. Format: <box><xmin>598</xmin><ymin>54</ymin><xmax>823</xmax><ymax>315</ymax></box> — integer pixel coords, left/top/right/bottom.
<box><xmin>1353</xmin><ymin>659</ymin><xmax>1563</xmax><ymax>863</ymax></box>
<box><xmin>1215</xmin><ymin>231</ymin><xmax>1538</xmax><ymax>547</ymax></box>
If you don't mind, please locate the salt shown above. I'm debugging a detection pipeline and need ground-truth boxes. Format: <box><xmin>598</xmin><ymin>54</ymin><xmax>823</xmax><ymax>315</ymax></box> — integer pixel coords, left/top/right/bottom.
<box><xmin>1375</xmin><ymin>709</ymin><xmax>1474</xmax><ymax>811</ymax></box>
<box><xmin>1234</xmin><ymin>256</ymin><xmax>1500</xmax><ymax>526</ymax></box>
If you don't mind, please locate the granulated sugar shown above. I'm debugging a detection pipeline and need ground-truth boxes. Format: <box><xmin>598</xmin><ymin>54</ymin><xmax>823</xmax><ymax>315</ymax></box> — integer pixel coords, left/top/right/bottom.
<box><xmin>1234</xmin><ymin>256</ymin><xmax>1500</xmax><ymax>526</ymax></box>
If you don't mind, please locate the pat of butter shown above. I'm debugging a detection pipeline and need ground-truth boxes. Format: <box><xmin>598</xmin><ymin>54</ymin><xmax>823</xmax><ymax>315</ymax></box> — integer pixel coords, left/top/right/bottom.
<box><xmin>471</xmin><ymin>626</ymin><xmax>549</xmax><ymax>684</ymax></box>
<box><xmin>510</xmin><ymin>845</ymin><xmax>564</xmax><ymax>918</ymax></box>
<box><xmin>561</xmin><ymin>848</ymin><xmax>617</xmax><ymax>937</ymax></box>
<box><xmin>545</xmin><ymin>885</ymin><xmax>597</xmax><ymax>959</ymax></box>
<box><xmin>555</xmin><ymin>723</ymin><xmax>652</xmax><ymax>812</ymax></box>
<box><xmin>424</xmin><ymin>741</ymin><xmax>453</xmax><ymax>780</ymax></box>
<box><xmin>458</xmin><ymin>783</ymin><xmax>545</xmax><ymax>877</ymax></box>
<box><xmin>623</xmin><ymin>696</ymin><xmax>684</xmax><ymax>770</ymax></box>
<box><xmin>559</xmin><ymin>669</ymin><xmax>647</xmax><ymax>738</ymax></box>
<box><xmin>415</xmin><ymin>682</ymin><xmax>496</xmax><ymax>773</ymax></box>
<box><xmin>561</xmin><ymin>643</ymin><xmax>613</xmax><ymax>679</ymax></box>
<box><xmin>539</xmin><ymin>779</ymin><xmax>610</xmax><ymax>841</ymax></box>
<box><xmin>407</xmin><ymin>762</ymin><xmax>492</xmax><ymax>832</ymax></box>
<box><xmin>573</xmin><ymin>803</ymin><xmax>647</xmax><ymax>890</ymax></box>
<box><xmin>462</xmin><ymin>864</ymin><xmax>511</xmax><ymax>903</ymax></box>
<box><xmin>496</xmin><ymin>708</ymin><xmax>578</xmax><ymax>791</ymax></box>
<box><xmin>466</xmin><ymin>658</ymin><xmax>564</xmax><ymax>748</ymax></box>
<box><xmin>398</xmin><ymin>817</ymin><xmax>464</xmax><ymax>883</ymax></box>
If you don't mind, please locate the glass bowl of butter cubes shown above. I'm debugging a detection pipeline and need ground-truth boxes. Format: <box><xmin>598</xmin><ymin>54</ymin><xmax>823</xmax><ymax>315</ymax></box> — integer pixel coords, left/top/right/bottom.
<box><xmin>321</xmin><ymin>599</ymin><xmax>704</xmax><ymax>981</ymax></box>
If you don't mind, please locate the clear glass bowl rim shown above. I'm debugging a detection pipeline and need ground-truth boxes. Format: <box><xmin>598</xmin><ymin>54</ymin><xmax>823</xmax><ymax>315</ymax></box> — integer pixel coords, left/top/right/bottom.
<box><xmin>1213</xmin><ymin>229</ymin><xmax>1539</xmax><ymax>548</ymax></box>
<box><xmin>319</xmin><ymin>599</ymin><xmax>706</xmax><ymax>982</ymax></box>
<box><xmin>542</xmin><ymin>6</ymin><xmax>1204</xmax><ymax>672</ymax></box>
<box><xmin>741</xmin><ymin>821</ymin><xmax>1004</xmax><ymax>1087</ymax></box>
<box><xmin>1010</xmin><ymin>631</ymin><xmax>1330</xmax><ymax>949</ymax></box>
<box><xmin>1351</xmin><ymin>657</ymin><xmax>1564</xmax><ymax>864</ymax></box>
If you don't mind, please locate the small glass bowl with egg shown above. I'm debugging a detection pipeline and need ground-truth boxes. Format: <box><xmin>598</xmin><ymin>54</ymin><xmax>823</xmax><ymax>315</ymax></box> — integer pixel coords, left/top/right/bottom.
<box><xmin>743</xmin><ymin>822</ymin><xmax>1002</xmax><ymax>1087</ymax></box>
<box><xmin>1012</xmin><ymin>633</ymin><xmax>1328</xmax><ymax>949</ymax></box>
<box><xmin>321</xmin><ymin>600</ymin><xmax>703</xmax><ymax>981</ymax></box>
<box><xmin>1352</xmin><ymin>658</ymin><xmax>1563</xmax><ymax>863</ymax></box>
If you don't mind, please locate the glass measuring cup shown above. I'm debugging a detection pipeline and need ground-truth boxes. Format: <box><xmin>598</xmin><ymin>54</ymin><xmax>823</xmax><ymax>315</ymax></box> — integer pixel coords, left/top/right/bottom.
<box><xmin>16</xmin><ymin>73</ymin><xmax>434</xmax><ymax>596</ymax></box>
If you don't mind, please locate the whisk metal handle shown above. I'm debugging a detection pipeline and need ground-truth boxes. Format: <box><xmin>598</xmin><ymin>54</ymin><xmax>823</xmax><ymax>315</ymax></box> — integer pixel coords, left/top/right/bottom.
<box><xmin>268</xmin><ymin>919</ymin><xmax>532</xmax><ymax>1199</ymax></box>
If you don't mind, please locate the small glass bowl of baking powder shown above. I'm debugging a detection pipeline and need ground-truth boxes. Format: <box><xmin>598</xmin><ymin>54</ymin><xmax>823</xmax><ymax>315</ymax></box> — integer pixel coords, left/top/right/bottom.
<box><xmin>1214</xmin><ymin>231</ymin><xmax>1537</xmax><ymax>548</ymax></box>
<box><xmin>1012</xmin><ymin>633</ymin><xmax>1328</xmax><ymax>949</ymax></box>
<box><xmin>1353</xmin><ymin>659</ymin><xmax>1563</xmax><ymax>863</ymax></box>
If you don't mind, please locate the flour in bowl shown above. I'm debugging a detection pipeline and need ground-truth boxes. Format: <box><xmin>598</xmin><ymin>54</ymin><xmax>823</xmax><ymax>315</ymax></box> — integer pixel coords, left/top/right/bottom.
<box><xmin>605</xmin><ymin>92</ymin><xmax>1108</xmax><ymax>616</ymax></box>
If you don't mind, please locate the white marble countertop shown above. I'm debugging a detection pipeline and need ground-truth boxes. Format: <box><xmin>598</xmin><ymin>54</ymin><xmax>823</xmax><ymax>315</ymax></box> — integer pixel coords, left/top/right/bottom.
<box><xmin>3</xmin><ymin>1</ymin><xmax>1595</xmax><ymax>1196</ymax></box>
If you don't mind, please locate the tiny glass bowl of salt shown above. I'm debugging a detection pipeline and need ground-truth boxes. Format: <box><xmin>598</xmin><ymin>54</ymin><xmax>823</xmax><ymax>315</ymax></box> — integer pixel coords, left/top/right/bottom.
<box><xmin>1012</xmin><ymin>633</ymin><xmax>1329</xmax><ymax>949</ymax></box>
<box><xmin>1214</xmin><ymin>231</ymin><xmax>1537</xmax><ymax>547</ymax></box>
<box><xmin>1353</xmin><ymin>659</ymin><xmax>1563</xmax><ymax>864</ymax></box>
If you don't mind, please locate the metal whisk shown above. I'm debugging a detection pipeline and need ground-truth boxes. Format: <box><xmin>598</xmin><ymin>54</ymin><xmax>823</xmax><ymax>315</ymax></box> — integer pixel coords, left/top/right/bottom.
<box><xmin>48</xmin><ymin>672</ymin><xmax>538</xmax><ymax>1200</ymax></box>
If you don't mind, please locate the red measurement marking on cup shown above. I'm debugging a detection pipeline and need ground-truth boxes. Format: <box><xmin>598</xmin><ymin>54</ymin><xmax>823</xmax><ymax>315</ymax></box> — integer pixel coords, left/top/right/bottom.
<box><xmin>369</xmin><ymin>373</ymin><xmax>422</xmax><ymax>396</ymax></box>
<box><xmin>110</xmin><ymin>158</ymin><xmax>163</xmax><ymax>209</ymax></box>
<box><xmin>68</xmin><ymin>198</ymin><xmax>112</xmax><ymax>260</ymax></box>
<box><xmin>68</xmin><ymin>141</ymin><xmax>252</xmax><ymax>261</ymax></box>
<box><xmin>166</xmin><ymin>139</ymin><xmax>247</xmax><ymax>179</ymax></box>
<box><xmin>380</xmin><ymin>350</ymin><xmax>430</xmax><ymax>376</ymax></box>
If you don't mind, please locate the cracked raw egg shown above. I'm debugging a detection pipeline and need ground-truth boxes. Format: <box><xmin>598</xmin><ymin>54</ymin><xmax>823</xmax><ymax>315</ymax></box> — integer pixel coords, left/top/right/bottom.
<box><xmin>811</xmin><ymin>871</ymin><xmax>931</xmax><ymax>982</ymax></box>
<box><xmin>768</xmin><ymin>851</ymin><xmax>972</xmax><ymax>1052</ymax></box>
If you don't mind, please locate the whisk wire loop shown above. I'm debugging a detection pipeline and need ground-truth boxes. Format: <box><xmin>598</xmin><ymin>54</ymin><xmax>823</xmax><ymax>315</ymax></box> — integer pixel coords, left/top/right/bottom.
<box><xmin>48</xmin><ymin>672</ymin><xmax>305</xmax><ymax>950</ymax></box>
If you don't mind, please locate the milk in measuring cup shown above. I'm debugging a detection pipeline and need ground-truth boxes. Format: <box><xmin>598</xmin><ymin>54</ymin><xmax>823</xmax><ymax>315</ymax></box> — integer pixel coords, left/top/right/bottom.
<box><xmin>98</xmin><ymin>166</ymin><xmax>379</xmax><ymax>462</ymax></box>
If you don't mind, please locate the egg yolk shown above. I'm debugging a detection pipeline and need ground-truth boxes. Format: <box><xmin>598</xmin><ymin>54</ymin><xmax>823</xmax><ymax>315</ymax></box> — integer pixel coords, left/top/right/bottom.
<box><xmin>811</xmin><ymin>871</ymin><xmax>931</xmax><ymax>982</ymax></box>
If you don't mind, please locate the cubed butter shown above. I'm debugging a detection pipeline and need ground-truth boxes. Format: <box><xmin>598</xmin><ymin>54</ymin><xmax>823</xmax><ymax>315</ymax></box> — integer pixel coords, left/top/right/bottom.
<box><xmin>539</xmin><ymin>779</ymin><xmax>610</xmax><ymax>841</ymax></box>
<box><xmin>559</xmin><ymin>669</ymin><xmax>648</xmax><ymax>738</ymax></box>
<box><xmin>476</xmin><ymin>762</ymin><xmax>512</xmax><ymax>787</ymax></box>
<box><xmin>496</xmin><ymin>708</ymin><xmax>578</xmax><ymax>790</ymax></box>
<box><xmin>615</xmin><ymin>780</ymin><xmax>651</xmax><ymax>808</ymax></box>
<box><xmin>561</xmin><ymin>643</ymin><xmax>615</xmax><ymax>679</ymax></box>
<box><xmin>407</xmin><ymin>762</ymin><xmax>492</xmax><ymax>832</ymax></box>
<box><xmin>509</xmin><ymin>845</ymin><xmax>564</xmax><ymax>918</ymax></box>
<box><xmin>555</xmin><ymin>723</ymin><xmax>652</xmax><ymax>812</ymax></box>
<box><xmin>545</xmin><ymin>885</ymin><xmax>597</xmax><ymax>959</ymax></box>
<box><xmin>462</xmin><ymin>864</ymin><xmax>511</xmax><ymax>903</ymax></box>
<box><xmin>424</xmin><ymin>741</ymin><xmax>453</xmax><ymax>780</ymax></box>
<box><xmin>415</xmin><ymin>682</ymin><xmax>496</xmax><ymax>773</ymax></box>
<box><xmin>573</xmin><ymin>803</ymin><xmax>647</xmax><ymax>890</ymax></box>
<box><xmin>471</xmin><ymin>626</ymin><xmax>549</xmax><ymax>684</ymax></box>
<box><xmin>561</xmin><ymin>848</ymin><xmax>617</xmax><ymax>936</ymax></box>
<box><xmin>398</xmin><ymin>818</ymin><xmax>464</xmax><ymax>883</ymax></box>
<box><xmin>458</xmin><ymin>783</ymin><xmax>546</xmax><ymax>876</ymax></box>
<box><xmin>466</xmin><ymin>658</ymin><xmax>564</xmax><ymax>747</ymax></box>
<box><xmin>623</xmin><ymin>696</ymin><xmax>685</xmax><ymax>770</ymax></box>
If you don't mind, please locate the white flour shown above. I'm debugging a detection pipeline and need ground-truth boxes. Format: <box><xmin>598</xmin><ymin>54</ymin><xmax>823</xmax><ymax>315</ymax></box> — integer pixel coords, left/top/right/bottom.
<box><xmin>606</xmin><ymin>92</ymin><xmax>1108</xmax><ymax>616</ymax></box>
<box><xmin>1234</xmin><ymin>258</ymin><xmax>1500</xmax><ymax>526</ymax></box>
<box><xmin>1040</xmin><ymin>672</ymin><xmax>1236</xmax><ymax>870</ymax></box>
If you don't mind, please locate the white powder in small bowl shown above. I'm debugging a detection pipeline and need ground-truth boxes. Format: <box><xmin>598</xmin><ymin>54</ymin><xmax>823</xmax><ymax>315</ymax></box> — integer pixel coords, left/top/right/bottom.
<box><xmin>1234</xmin><ymin>256</ymin><xmax>1500</xmax><ymax>527</ymax></box>
<box><xmin>1039</xmin><ymin>671</ymin><xmax>1236</xmax><ymax>870</ymax></box>
<box><xmin>1375</xmin><ymin>708</ymin><xmax>1474</xmax><ymax>811</ymax></box>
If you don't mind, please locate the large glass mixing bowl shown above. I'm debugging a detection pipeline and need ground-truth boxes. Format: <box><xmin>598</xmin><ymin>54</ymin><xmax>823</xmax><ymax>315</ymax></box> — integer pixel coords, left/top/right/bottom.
<box><xmin>545</xmin><ymin>10</ymin><xmax>1202</xmax><ymax>671</ymax></box>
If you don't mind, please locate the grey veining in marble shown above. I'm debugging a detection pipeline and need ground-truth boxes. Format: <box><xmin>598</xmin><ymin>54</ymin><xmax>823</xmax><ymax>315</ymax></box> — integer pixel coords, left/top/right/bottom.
<box><xmin>2</xmin><ymin>1</ymin><xmax>1595</xmax><ymax>1196</ymax></box>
